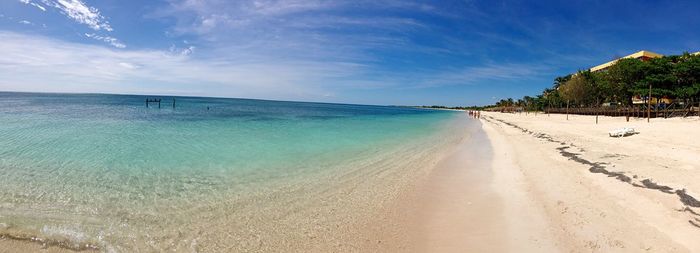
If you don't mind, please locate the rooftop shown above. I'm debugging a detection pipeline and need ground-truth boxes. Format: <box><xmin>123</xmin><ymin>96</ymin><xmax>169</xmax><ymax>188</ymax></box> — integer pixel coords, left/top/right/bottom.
<box><xmin>590</xmin><ymin>50</ymin><xmax>664</xmax><ymax>72</ymax></box>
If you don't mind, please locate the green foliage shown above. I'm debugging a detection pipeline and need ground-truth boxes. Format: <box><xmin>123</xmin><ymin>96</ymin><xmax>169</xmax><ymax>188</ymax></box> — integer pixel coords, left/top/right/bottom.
<box><xmin>672</xmin><ymin>53</ymin><xmax>700</xmax><ymax>98</ymax></box>
<box><xmin>530</xmin><ymin>53</ymin><xmax>700</xmax><ymax>109</ymax></box>
<box><xmin>559</xmin><ymin>71</ymin><xmax>602</xmax><ymax>106</ymax></box>
<box><xmin>423</xmin><ymin>53</ymin><xmax>700</xmax><ymax>110</ymax></box>
<box><xmin>597</xmin><ymin>58</ymin><xmax>644</xmax><ymax>103</ymax></box>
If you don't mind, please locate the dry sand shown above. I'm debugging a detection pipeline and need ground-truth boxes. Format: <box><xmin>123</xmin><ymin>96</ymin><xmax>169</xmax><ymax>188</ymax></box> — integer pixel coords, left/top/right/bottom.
<box><xmin>479</xmin><ymin>111</ymin><xmax>700</xmax><ymax>252</ymax></box>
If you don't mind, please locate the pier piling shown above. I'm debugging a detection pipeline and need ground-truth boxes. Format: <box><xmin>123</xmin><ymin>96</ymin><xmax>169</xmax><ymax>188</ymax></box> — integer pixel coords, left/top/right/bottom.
<box><xmin>146</xmin><ymin>98</ymin><xmax>162</xmax><ymax>109</ymax></box>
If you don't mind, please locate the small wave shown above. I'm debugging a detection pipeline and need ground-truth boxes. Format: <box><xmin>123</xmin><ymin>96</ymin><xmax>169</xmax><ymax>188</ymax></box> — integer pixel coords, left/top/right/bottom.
<box><xmin>0</xmin><ymin>224</ymin><xmax>102</xmax><ymax>252</ymax></box>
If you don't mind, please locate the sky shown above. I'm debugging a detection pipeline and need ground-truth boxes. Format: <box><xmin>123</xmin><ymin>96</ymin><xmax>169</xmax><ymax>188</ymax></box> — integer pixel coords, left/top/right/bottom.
<box><xmin>1</xmin><ymin>0</ymin><xmax>699</xmax><ymax>106</ymax></box>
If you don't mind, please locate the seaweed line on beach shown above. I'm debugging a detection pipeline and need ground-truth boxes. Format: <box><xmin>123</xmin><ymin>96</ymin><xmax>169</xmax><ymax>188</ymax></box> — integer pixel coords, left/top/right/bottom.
<box><xmin>482</xmin><ymin>115</ymin><xmax>700</xmax><ymax>226</ymax></box>
<box><xmin>689</xmin><ymin>219</ymin><xmax>700</xmax><ymax>228</ymax></box>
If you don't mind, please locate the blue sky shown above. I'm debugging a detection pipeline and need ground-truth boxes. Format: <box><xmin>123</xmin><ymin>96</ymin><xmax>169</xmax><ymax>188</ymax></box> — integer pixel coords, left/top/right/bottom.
<box><xmin>1</xmin><ymin>0</ymin><xmax>699</xmax><ymax>106</ymax></box>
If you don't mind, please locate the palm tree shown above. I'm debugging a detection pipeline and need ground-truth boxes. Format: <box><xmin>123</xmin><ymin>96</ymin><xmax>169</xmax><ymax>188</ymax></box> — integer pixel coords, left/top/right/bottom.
<box><xmin>554</xmin><ymin>75</ymin><xmax>571</xmax><ymax>90</ymax></box>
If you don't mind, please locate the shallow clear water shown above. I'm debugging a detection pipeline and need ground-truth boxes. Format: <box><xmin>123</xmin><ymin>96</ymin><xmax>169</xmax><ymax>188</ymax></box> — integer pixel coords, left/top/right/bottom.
<box><xmin>0</xmin><ymin>92</ymin><xmax>465</xmax><ymax>251</ymax></box>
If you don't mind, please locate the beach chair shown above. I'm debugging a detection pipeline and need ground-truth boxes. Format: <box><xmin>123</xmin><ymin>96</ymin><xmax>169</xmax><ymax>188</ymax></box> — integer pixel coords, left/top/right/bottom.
<box><xmin>608</xmin><ymin>127</ymin><xmax>636</xmax><ymax>137</ymax></box>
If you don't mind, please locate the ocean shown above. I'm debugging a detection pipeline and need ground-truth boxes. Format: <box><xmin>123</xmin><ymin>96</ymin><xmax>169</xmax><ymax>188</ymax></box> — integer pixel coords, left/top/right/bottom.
<box><xmin>0</xmin><ymin>92</ymin><xmax>468</xmax><ymax>252</ymax></box>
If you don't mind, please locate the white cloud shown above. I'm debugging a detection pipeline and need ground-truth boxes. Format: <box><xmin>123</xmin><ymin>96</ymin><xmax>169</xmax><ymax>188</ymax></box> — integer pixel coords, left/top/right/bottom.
<box><xmin>169</xmin><ymin>45</ymin><xmax>195</xmax><ymax>56</ymax></box>
<box><xmin>35</xmin><ymin>0</ymin><xmax>112</xmax><ymax>31</ymax></box>
<box><xmin>149</xmin><ymin>0</ymin><xmax>439</xmax><ymax>68</ymax></box>
<box><xmin>18</xmin><ymin>0</ymin><xmax>123</xmax><ymax>47</ymax></box>
<box><xmin>3</xmin><ymin>1</ymin><xmax>555</xmax><ymax>104</ymax></box>
<box><xmin>33</xmin><ymin>2</ymin><xmax>47</xmax><ymax>11</ymax></box>
<box><xmin>0</xmin><ymin>30</ymin><xmax>555</xmax><ymax>104</ymax></box>
<box><xmin>154</xmin><ymin>0</ymin><xmax>428</xmax><ymax>37</ymax></box>
<box><xmin>19</xmin><ymin>20</ymin><xmax>33</xmax><ymax>25</ymax></box>
<box><xmin>250</xmin><ymin>0</ymin><xmax>336</xmax><ymax>15</ymax></box>
<box><xmin>84</xmin><ymin>33</ymin><xmax>126</xmax><ymax>48</ymax></box>
<box><xmin>118</xmin><ymin>62</ymin><xmax>138</xmax><ymax>69</ymax></box>
<box><xmin>19</xmin><ymin>0</ymin><xmax>48</xmax><ymax>11</ymax></box>
<box><xmin>0</xmin><ymin>31</ymin><xmax>361</xmax><ymax>100</ymax></box>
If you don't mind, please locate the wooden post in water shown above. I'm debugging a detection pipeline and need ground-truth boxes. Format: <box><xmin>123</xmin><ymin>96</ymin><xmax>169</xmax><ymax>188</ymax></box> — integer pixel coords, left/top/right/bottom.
<box><xmin>173</xmin><ymin>98</ymin><xmax>176</xmax><ymax>109</ymax></box>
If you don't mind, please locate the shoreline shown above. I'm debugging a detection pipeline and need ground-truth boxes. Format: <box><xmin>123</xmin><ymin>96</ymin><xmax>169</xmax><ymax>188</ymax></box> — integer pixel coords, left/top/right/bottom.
<box><xmin>0</xmin><ymin>113</ymin><xmax>470</xmax><ymax>252</ymax></box>
<box><xmin>402</xmin><ymin>116</ymin><xmax>507</xmax><ymax>252</ymax></box>
<box><xmin>372</xmin><ymin>115</ymin><xmax>561</xmax><ymax>252</ymax></box>
<box><xmin>4</xmin><ymin>112</ymin><xmax>699</xmax><ymax>252</ymax></box>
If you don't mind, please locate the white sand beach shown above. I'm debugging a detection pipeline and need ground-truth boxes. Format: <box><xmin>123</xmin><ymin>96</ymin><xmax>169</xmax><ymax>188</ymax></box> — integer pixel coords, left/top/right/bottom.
<box><xmin>478</xmin><ymin>112</ymin><xmax>700</xmax><ymax>252</ymax></box>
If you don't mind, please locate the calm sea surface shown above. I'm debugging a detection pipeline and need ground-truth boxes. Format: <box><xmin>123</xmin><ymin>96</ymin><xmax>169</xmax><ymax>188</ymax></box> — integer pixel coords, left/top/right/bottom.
<box><xmin>0</xmin><ymin>92</ymin><xmax>466</xmax><ymax>251</ymax></box>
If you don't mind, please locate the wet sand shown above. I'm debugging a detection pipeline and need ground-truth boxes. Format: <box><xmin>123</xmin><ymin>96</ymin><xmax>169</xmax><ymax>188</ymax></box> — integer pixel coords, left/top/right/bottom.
<box><xmin>376</xmin><ymin>117</ymin><xmax>559</xmax><ymax>252</ymax></box>
<box><xmin>407</xmin><ymin>119</ymin><xmax>505</xmax><ymax>252</ymax></box>
<box><xmin>0</xmin><ymin>238</ymin><xmax>97</xmax><ymax>253</ymax></box>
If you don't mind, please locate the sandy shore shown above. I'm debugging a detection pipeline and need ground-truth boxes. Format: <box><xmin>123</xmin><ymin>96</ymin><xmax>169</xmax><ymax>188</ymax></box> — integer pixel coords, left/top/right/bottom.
<box><xmin>479</xmin><ymin>112</ymin><xmax>700</xmax><ymax>252</ymax></box>
<box><xmin>374</xmin><ymin>115</ymin><xmax>561</xmax><ymax>252</ymax></box>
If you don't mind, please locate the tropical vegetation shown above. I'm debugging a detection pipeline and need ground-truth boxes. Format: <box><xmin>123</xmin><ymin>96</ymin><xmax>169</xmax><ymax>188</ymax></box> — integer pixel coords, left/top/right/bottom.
<box><xmin>489</xmin><ymin>52</ymin><xmax>700</xmax><ymax>111</ymax></box>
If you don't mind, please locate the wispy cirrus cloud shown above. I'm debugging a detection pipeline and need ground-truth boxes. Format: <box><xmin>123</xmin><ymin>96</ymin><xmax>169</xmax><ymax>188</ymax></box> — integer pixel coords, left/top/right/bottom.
<box><xmin>17</xmin><ymin>0</ymin><xmax>122</xmax><ymax>48</ymax></box>
<box><xmin>41</xmin><ymin>0</ymin><xmax>112</xmax><ymax>31</ymax></box>
<box><xmin>84</xmin><ymin>33</ymin><xmax>125</xmax><ymax>48</ymax></box>
<box><xmin>150</xmin><ymin>0</ymin><xmax>456</xmax><ymax>67</ymax></box>
<box><xmin>169</xmin><ymin>45</ymin><xmax>195</xmax><ymax>56</ymax></box>
<box><xmin>19</xmin><ymin>0</ymin><xmax>47</xmax><ymax>11</ymax></box>
<box><xmin>155</xmin><ymin>0</ymin><xmax>440</xmax><ymax>36</ymax></box>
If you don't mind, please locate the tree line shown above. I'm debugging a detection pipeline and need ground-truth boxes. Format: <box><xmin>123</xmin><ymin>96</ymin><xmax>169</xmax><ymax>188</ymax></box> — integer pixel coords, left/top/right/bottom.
<box><xmin>416</xmin><ymin>105</ymin><xmax>490</xmax><ymax>110</ymax></box>
<box><xmin>490</xmin><ymin>52</ymin><xmax>700</xmax><ymax>111</ymax></box>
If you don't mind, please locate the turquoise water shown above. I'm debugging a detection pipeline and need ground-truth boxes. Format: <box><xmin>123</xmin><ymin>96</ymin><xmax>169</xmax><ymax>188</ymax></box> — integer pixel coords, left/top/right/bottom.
<box><xmin>0</xmin><ymin>92</ymin><xmax>466</xmax><ymax>251</ymax></box>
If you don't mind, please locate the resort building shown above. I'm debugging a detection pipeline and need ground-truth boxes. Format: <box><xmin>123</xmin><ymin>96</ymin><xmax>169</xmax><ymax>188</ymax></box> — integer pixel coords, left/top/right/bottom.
<box><xmin>589</xmin><ymin>50</ymin><xmax>663</xmax><ymax>72</ymax></box>
<box><xmin>584</xmin><ymin>50</ymin><xmax>697</xmax><ymax>106</ymax></box>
